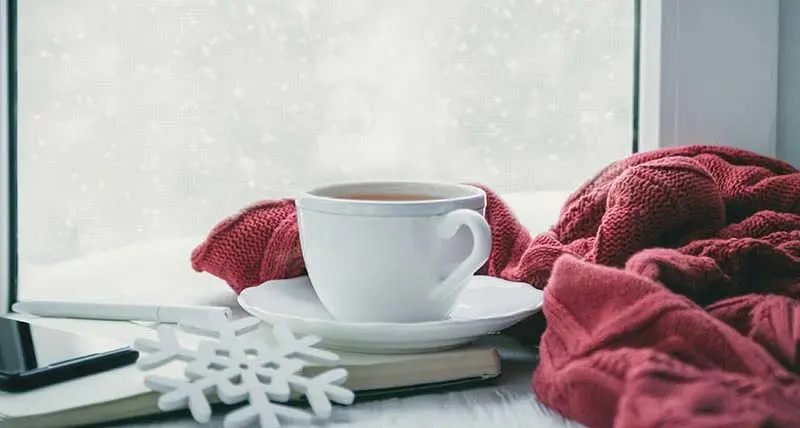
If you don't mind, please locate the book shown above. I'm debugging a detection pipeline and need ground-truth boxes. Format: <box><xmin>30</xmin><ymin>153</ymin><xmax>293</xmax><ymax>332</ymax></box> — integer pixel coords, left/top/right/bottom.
<box><xmin>0</xmin><ymin>345</ymin><xmax>501</xmax><ymax>428</ymax></box>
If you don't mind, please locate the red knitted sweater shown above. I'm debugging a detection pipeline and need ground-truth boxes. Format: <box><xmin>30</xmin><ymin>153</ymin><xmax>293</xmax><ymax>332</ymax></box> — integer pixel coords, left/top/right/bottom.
<box><xmin>192</xmin><ymin>145</ymin><xmax>800</xmax><ymax>427</ymax></box>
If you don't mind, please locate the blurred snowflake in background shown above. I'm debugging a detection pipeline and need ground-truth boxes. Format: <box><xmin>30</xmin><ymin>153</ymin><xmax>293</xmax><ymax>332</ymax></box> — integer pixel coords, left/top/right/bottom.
<box><xmin>17</xmin><ymin>0</ymin><xmax>634</xmax><ymax>266</ymax></box>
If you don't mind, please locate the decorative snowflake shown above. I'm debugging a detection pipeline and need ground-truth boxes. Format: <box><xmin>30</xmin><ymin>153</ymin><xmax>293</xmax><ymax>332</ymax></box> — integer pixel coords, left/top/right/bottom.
<box><xmin>132</xmin><ymin>313</ymin><xmax>355</xmax><ymax>428</ymax></box>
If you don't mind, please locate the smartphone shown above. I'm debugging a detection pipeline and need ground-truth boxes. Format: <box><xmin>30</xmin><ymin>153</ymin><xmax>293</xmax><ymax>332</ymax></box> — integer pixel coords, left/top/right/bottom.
<box><xmin>0</xmin><ymin>317</ymin><xmax>140</xmax><ymax>392</ymax></box>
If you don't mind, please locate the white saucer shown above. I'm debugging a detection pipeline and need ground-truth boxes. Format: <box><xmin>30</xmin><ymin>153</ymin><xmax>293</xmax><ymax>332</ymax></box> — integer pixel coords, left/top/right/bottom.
<box><xmin>238</xmin><ymin>275</ymin><xmax>543</xmax><ymax>354</ymax></box>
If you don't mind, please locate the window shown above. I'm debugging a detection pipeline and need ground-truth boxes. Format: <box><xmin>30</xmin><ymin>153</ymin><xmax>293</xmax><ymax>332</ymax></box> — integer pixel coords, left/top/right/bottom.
<box><xmin>2</xmin><ymin>0</ymin><xmax>782</xmax><ymax>310</ymax></box>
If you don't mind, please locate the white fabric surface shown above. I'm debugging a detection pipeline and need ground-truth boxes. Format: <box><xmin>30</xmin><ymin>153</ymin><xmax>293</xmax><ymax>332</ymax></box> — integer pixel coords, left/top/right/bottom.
<box><xmin>4</xmin><ymin>314</ymin><xmax>581</xmax><ymax>428</ymax></box>
<box><xmin>115</xmin><ymin>338</ymin><xmax>581</xmax><ymax>428</ymax></box>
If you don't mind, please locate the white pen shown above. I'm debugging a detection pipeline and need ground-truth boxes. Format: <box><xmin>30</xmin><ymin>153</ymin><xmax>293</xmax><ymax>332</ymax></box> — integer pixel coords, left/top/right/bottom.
<box><xmin>11</xmin><ymin>300</ymin><xmax>232</xmax><ymax>323</ymax></box>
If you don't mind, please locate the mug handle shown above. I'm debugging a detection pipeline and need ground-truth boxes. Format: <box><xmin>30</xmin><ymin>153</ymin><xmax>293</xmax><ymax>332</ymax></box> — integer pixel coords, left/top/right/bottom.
<box><xmin>430</xmin><ymin>209</ymin><xmax>492</xmax><ymax>303</ymax></box>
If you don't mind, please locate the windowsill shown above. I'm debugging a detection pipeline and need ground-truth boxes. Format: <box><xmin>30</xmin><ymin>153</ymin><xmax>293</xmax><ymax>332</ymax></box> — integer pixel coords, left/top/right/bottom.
<box><xmin>2</xmin><ymin>190</ymin><xmax>571</xmax><ymax>427</ymax></box>
<box><xmin>10</xmin><ymin>190</ymin><xmax>570</xmax><ymax>341</ymax></box>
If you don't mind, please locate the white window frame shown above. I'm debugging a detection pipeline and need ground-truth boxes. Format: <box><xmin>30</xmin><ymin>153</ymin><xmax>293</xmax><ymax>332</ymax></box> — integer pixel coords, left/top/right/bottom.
<box><xmin>638</xmin><ymin>0</ymin><xmax>780</xmax><ymax>155</ymax></box>
<box><xmin>0</xmin><ymin>0</ymin><xmax>784</xmax><ymax>315</ymax></box>
<box><xmin>1</xmin><ymin>0</ymin><xmax>12</xmax><ymax>314</ymax></box>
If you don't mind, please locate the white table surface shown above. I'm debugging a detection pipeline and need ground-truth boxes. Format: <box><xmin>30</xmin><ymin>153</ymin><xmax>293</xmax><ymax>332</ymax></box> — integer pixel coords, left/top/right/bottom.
<box><xmin>11</xmin><ymin>191</ymin><xmax>577</xmax><ymax>427</ymax></box>
<box><xmin>113</xmin><ymin>336</ymin><xmax>579</xmax><ymax>428</ymax></box>
<box><xmin>7</xmin><ymin>309</ymin><xmax>580</xmax><ymax>428</ymax></box>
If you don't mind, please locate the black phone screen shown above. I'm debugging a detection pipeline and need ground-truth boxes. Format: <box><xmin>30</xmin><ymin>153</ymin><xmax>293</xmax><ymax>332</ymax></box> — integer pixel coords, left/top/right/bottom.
<box><xmin>0</xmin><ymin>317</ymin><xmax>133</xmax><ymax>375</ymax></box>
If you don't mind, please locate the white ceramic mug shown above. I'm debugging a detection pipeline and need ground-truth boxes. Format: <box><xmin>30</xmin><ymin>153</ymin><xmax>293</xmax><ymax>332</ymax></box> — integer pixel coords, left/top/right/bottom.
<box><xmin>296</xmin><ymin>181</ymin><xmax>492</xmax><ymax>323</ymax></box>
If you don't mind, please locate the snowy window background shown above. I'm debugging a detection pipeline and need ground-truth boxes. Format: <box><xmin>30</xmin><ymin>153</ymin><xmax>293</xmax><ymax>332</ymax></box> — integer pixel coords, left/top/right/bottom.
<box><xmin>16</xmin><ymin>0</ymin><xmax>634</xmax><ymax>300</ymax></box>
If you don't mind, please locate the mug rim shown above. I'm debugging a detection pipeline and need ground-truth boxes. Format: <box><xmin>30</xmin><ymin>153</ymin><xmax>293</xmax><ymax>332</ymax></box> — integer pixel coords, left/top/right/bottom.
<box><xmin>296</xmin><ymin>180</ymin><xmax>486</xmax><ymax>217</ymax></box>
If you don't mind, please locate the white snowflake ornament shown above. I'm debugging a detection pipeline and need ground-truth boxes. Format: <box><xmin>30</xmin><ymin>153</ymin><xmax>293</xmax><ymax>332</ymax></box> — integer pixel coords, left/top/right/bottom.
<box><xmin>132</xmin><ymin>313</ymin><xmax>355</xmax><ymax>428</ymax></box>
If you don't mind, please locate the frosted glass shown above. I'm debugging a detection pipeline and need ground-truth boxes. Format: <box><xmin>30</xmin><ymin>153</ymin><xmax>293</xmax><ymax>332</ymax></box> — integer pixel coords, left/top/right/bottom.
<box><xmin>17</xmin><ymin>0</ymin><xmax>633</xmax><ymax>268</ymax></box>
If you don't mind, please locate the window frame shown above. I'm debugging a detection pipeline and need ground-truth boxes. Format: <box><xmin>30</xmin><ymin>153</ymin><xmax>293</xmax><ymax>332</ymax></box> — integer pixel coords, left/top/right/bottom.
<box><xmin>2</xmin><ymin>0</ymin><xmax>16</xmax><ymax>314</ymax></box>
<box><xmin>637</xmin><ymin>0</ymin><xmax>780</xmax><ymax>155</ymax></box>
<box><xmin>0</xmin><ymin>0</ymin><xmax>783</xmax><ymax>315</ymax></box>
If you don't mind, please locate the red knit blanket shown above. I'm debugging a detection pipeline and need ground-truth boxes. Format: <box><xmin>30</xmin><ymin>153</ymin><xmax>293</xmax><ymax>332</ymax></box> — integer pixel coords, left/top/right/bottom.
<box><xmin>192</xmin><ymin>145</ymin><xmax>800</xmax><ymax>427</ymax></box>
